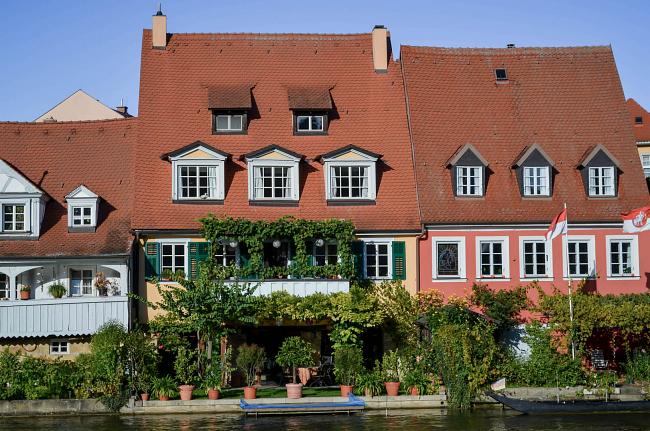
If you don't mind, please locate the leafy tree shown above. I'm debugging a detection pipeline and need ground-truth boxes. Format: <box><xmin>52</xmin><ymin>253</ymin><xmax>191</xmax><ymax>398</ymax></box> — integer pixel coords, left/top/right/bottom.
<box><xmin>275</xmin><ymin>337</ymin><xmax>314</xmax><ymax>384</ymax></box>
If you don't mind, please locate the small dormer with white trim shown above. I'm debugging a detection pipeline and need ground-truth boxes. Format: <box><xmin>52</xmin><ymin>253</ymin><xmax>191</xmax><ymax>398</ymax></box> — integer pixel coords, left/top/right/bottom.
<box><xmin>65</xmin><ymin>185</ymin><xmax>100</xmax><ymax>232</ymax></box>
<box><xmin>319</xmin><ymin>145</ymin><xmax>381</xmax><ymax>203</ymax></box>
<box><xmin>0</xmin><ymin>159</ymin><xmax>48</xmax><ymax>239</ymax></box>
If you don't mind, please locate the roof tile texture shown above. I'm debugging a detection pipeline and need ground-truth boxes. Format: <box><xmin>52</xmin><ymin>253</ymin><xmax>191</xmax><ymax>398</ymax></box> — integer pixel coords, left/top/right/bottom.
<box><xmin>401</xmin><ymin>45</ymin><xmax>649</xmax><ymax>224</ymax></box>
<box><xmin>135</xmin><ymin>31</ymin><xmax>420</xmax><ymax>231</ymax></box>
<box><xmin>627</xmin><ymin>98</ymin><xmax>650</xmax><ymax>142</ymax></box>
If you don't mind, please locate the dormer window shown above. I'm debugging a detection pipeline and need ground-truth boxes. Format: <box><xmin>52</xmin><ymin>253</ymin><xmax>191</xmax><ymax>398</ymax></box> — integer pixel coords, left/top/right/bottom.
<box><xmin>207</xmin><ymin>85</ymin><xmax>253</xmax><ymax>134</ymax></box>
<box><xmin>512</xmin><ymin>144</ymin><xmax>555</xmax><ymax>197</ymax></box>
<box><xmin>164</xmin><ymin>142</ymin><xmax>230</xmax><ymax>203</ymax></box>
<box><xmin>446</xmin><ymin>144</ymin><xmax>488</xmax><ymax>198</ymax></box>
<box><xmin>0</xmin><ymin>159</ymin><xmax>46</xmax><ymax>238</ymax></box>
<box><xmin>287</xmin><ymin>86</ymin><xmax>333</xmax><ymax>135</ymax></box>
<box><xmin>320</xmin><ymin>145</ymin><xmax>380</xmax><ymax>202</ymax></box>
<box><xmin>578</xmin><ymin>145</ymin><xmax>620</xmax><ymax>198</ymax></box>
<box><xmin>495</xmin><ymin>68</ymin><xmax>508</xmax><ymax>81</ymax></box>
<box><xmin>65</xmin><ymin>185</ymin><xmax>99</xmax><ymax>232</ymax></box>
<box><xmin>635</xmin><ymin>116</ymin><xmax>643</xmax><ymax>125</ymax></box>
<box><xmin>245</xmin><ymin>145</ymin><xmax>303</xmax><ymax>203</ymax></box>
<box><xmin>2</xmin><ymin>204</ymin><xmax>26</xmax><ymax>232</ymax></box>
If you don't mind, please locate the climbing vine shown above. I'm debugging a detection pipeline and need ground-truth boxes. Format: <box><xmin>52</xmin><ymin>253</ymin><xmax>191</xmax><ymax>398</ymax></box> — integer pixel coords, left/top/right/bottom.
<box><xmin>200</xmin><ymin>215</ymin><xmax>356</xmax><ymax>279</ymax></box>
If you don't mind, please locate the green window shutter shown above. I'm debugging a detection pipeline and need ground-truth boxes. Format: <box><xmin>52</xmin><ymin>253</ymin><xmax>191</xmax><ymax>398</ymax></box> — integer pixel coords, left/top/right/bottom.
<box><xmin>188</xmin><ymin>241</ymin><xmax>211</xmax><ymax>280</ymax></box>
<box><xmin>305</xmin><ymin>240</ymin><xmax>314</xmax><ymax>266</ymax></box>
<box><xmin>238</xmin><ymin>243</ymin><xmax>256</xmax><ymax>279</ymax></box>
<box><xmin>144</xmin><ymin>242</ymin><xmax>160</xmax><ymax>279</ymax></box>
<box><xmin>392</xmin><ymin>241</ymin><xmax>406</xmax><ymax>281</ymax></box>
<box><xmin>351</xmin><ymin>240</ymin><xmax>365</xmax><ymax>280</ymax></box>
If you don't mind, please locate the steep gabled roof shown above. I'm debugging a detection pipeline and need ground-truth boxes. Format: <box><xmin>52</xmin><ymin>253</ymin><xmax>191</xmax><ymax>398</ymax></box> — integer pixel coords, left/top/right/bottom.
<box><xmin>0</xmin><ymin>118</ymin><xmax>135</xmax><ymax>257</ymax></box>
<box><xmin>627</xmin><ymin>98</ymin><xmax>650</xmax><ymax>143</ymax></box>
<box><xmin>34</xmin><ymin>89</ymin><xmax>127</xmax><ymax>123</ymax></box>
<box><xmin>162</xmin><ymin>141</ymin><xmax>231</xmax><ymax>161</ymax></box>
<box><xmin>134</xmin><ymin>30</ymin><xmax>419</xmax><ymax>232</ymax></box>
<box><xmin>401</xmin><ymin>45</ymin><xmax>648</xmax><ymax>224</ymax></box>
<box><xmin>318</xmin><ymin>145</ymin><xmax>382</xmax><ymax>162</ymax></box>
<box><xmin>511</xmin><ymin>143</ymin><xmax>555</xmax><ymax>168</ymax></box>
<box><xmin>445</xmin><ymin>144</ymin><xmax>488</xmax><ymax>167</ymax></box>
<box><xmin>578</xmin><ymin>144</ymin><xmax>621</xmax><ymax>168</ymax></box>
<box><xmin>243</xmin><ymin>144</ymin><xmax>304</xmax><ymax>161</ymax></box>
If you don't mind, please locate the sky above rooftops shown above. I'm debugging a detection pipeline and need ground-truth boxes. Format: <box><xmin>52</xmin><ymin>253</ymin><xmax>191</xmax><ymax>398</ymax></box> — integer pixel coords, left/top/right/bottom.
<box><xmin>1</xmin><ymin>0</ymin><xmax>648</xmax><ymax>121</ymax></box>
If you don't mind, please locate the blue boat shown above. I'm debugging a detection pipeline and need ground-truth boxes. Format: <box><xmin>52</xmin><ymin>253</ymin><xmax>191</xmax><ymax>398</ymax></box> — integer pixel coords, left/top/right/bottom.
<box><xmin>240</xmin><ymin>394</ymin><xmax>366</xmax><ymax>416</ymax></box>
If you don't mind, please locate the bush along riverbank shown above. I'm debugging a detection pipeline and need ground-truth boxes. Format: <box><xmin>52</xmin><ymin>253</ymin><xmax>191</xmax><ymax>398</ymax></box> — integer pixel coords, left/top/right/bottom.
<box><xmin>3</xmin><ymin>276</ymin><xmax>650</xmax><ymax>412</ymax></box>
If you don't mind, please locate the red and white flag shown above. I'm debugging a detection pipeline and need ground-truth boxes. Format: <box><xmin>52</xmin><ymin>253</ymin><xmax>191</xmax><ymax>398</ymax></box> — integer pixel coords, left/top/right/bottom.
<box><xmin>622</xmin><ymin>206</ymin><xmax>650</xmax><ymax>233</ymax></box>
<box><xmin>546</xmin><ymin>208</ymin><xmax>568</xmax><ymax>241</ymax></box>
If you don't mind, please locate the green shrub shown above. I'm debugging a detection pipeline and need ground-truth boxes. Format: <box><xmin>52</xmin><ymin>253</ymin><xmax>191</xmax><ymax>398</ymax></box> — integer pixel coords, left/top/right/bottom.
<box><xmin>403</xmin><ymin>367</ymin><xmax>431</xmax><ymax>395</ymax></box>
<box><xmin>381</xmin><ymin>349</ymin><xmax>402</xmax><ymax>382</ymax></box>
<box><xmin>151</xmin><ymin>376</ymin><xmax>177</xmax><ymax>399</ymax></box>
<box><xmin>333</xmin><ymin>345</ymin><xmax>363</xmax><ymax>386</ymax></box>
<box><xmin>236</xmin><ymin>344</ymin><xmax>266</xmax><ymax>387</ymax></box>
<box><xmin>48</xmin><ymin>283</ymin><xmax>67</xmax><ymax>299</ymax></box>
<box><xmin>275</xmin><ymin>337</ymin><xmax>314</xmax><ymax>384</ymax></box>
<box><xmin>0</xmin><ymin>349</ymin><xmax>23</xmax><ymax>400</ymax></box>
<box><xmin>355</xmin><ymin>361</ymin><xmax>384</xmax><ymax>396</ymax></box>
<box><xmin>174</xmin><ymin>346</ymin><xmax>198</xmax><ymax>386</ymax></box>
<box><xmin>625</xmin><ymin>351</ymin><xmax>650</xmax><ymax>384</ymax></box>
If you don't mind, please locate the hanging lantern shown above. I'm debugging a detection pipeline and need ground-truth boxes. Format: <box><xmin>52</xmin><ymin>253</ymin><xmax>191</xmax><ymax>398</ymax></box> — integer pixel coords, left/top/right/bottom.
<box><xmin>229</xmin><ymin>240</ymin><xmax>238</xmax><ymax>248</ymax></box>
<box><xmin>315</xmin><ymin>238</ymin><xmax>325</xmax><ymax>247</ymax></box>
<box><xmin>272</xmin><ymin>239</ymin><xmax>282</xmax><ymax>248</ymax></box>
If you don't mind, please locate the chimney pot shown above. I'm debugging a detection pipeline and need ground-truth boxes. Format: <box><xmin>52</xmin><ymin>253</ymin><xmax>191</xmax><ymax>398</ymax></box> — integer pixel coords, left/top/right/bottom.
<box><xmin>152</xmin><ymin>7</ymin><xmax>167</xmax><ymax>49</ymax></box>
<box><xmin>116</xmin><ymin>106</ymin><xmax>128</xmax><ymax>115</ymax></box>
<box><xmin>507</xmin><ymin>43</ymin><xmax>515</xmax><ymax>48</ymax></box>
<box><xmin>371</xmin><ymin>25</ymin><xmax>389</xmax><ymax>73</ymax></box>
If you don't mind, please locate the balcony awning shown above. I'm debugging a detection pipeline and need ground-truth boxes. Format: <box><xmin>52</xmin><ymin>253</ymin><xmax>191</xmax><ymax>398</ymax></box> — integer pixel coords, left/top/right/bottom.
<box><xmin>287</xmin><ymin>86</ymin><xmax>333</xmax><ymax>110</ymax></box>
<box><xmin>207</xmin><ymin>84</ymin><xmax>254</xmax><ymax>109</ymax></box>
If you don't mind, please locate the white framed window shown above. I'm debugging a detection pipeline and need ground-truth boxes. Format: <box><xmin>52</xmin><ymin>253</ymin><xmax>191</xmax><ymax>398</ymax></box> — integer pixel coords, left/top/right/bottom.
<box><xmin>247</xmin><ymin>152</ymin><xmax>300</xmax><ymax>202</ymax></box>
<box><xmin>364</xmin><ymin>241</ymin><xmax>391</xmax><ymax>279</ymax></box>
<box><xmin>178</xmin><ymin>165</ymin><xmax>219</xmax><ymax>199</ymax></box>
<box><xmin>476</xmin><ymin>236</ymin><xmax>510</xmax><ymax>279</ymax></box>
<box><xmin>606</xmin><ymin>235</ymin><xmax>639</xmax><ymax>278</ymax></box>
<box><xmin>523</xmin><ymin>166</ymin><xmax>550</xmax><ymax>196</ymax></box>
<box><xmin>519</xmin><ymin>236</ymin><xmax>552</xmax><ymax>279</ymax></box>
<box><xmin>641</xmin><ymin>154</ymin><xmax>650</xmax><ymax>178</ymax></box>
<box><xmin>330</xmin><ymin>165</ymin><xmax>370</xmax><ymax>199</ymax></box>
<box><xmin>161</xmin><ymin>243</ymin><xmax>186</xmax><ymax>275</ymax></box>
<box><xmin>69</xmin><ymin>269</ymin><xmax>93</xmax><ymax>296</ymax></box>
<box><xmin>0</xmin><ymin>274</ymin><xmax>9</xmax><ymax>300</ymax></box>
<box><xmin>296</xmin><ymin>114</ymin><xmax>325</xmax><ymax>132</ymax></box>
<box><xmin>50</xmin><ymin>340</ymin><xmax>69</xmax><ymax>355</ymax></box>
<box><xmin>588</xmin><ymin>167</ymin><xmax>615</xmax><ymax>197</ymax></box>
<box><xmin>562</xmin><ymin>235</ymin><xmax>596</xmax><ymax>278</ymax></box>
<box><xmin>2</xmin><ymin>204</ymin><xmax>26</xmax><ymax>232</ymax></box>
<box><xmin>432</xmin><ymin>236</ymin><xmax>466</xmax><ymax>281</ymax></box>
<box><xmin>456</xmin><ymin>166</ymin><xmax>483</xmax><ymax>196</ymax></box>
<box><xmin>215</xmin><ymin>242</ymin><xmax>238</xmax><ymax>266</ymax></box>
<box><xmin>214</xmin><ymin>114</ymin><xmax>244</xmax><ymax>132</ymax></box>
<box><xmin>71</xmin><ymin>206</ymin><xmax>93</xmax><ymax>226</ymax></box>
<box><xmin>314</xmin><ymin>241</ymin><xmax>338</xmax><ymax>266</ymax></box>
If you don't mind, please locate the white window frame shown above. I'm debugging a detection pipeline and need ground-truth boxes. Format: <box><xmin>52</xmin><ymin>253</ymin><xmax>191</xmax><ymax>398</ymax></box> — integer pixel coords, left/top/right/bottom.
<box><xmin>475</xmin><ymin>236</ymin><xmax>510</xmax><ymax>281</ymax></box>
<box><xmin>69</xmin><ymin>268</ymin><xmax>94</xmax><ymax>296</ymax></box>
<box><xmin>0</xmin><ymin>274</ymin><xmax>9</xmax><ymax>300</ymax></box>
<box><xmin>363</xmin><ymin>239</ymin><xmax>392</xmax><ymax>280</ymax></box>
<box><xmin>296</xmin><ymin>114</ymin><xmax>325</xmax><ymax>132</ymax></box>
<box><xmin>523</xmin><ymin>166</ymin><xmax>550</xmax><ymax>196</ymax></box>
<box><xmin>247</xmin><ymin>159</ymin><xmax>300</xmax><ymax>201</ymax></box>
<box><xmin>519</xmin><ymin>236</ymin><xmax>553</xmax><ymax>280</ymax></box>
<box><xmin>160</xmin><ymin>241</ymin><xmax>187</xmax><ymax>276</ymax></box>
<box><xmin>214</xmin><ymin>241</ymin><xmax>239</xmax><ymax>267</ymax></box>
<box><xmin>70</xmin><ymin>205</ymin><xmax>94</xmax><ymax>227</ymax></box>
<box><xmin>562</xmin><ymin>235</ymin><xmax>596</xmax><ymax>279</ymax></box>
<box><xmin>173</xmin><ymin>159</ymin><xmax>225</xmax><ymax>201</ymax></box>
<box><xmin>641</xmin><ymin>154</ymin><xmax>650</xmax><ymax>178</ymax></box>
<box><xmin>313</xmin><ymin>240</ymin><xmax>339</xmax><ymax>266</ymax></box>
<box><xmin>588</xmin><ymin>166</ymin><xmax>615</xmax><ymax>197</ymax></box>
<box><xmin>456</xmin><ymin>166</ymin><xmax>483</xmax><ymax>196</ymax></box>
<box><xmin>214</xmin><ymin>113</ymin><xmax>244</xmax><ymax>132</ymax></box>
<box><xmin>50</xmin><ymin>339</ymin><xmax>70</xmax><ymax>355</ymax></box>
<box><xmin>606</xmin><ymin>235</ymin><xmax>639</xmax><ymax>279</ymax></box>
<box><xmin>325</xmin><ymin>161</ymin><xmax>377</xmax><ymax>201</ymax></box>
<box><xmin>2</xmin><ymin>203</ymin><xmax>28</xmax><ymax>232</ymax></box>
<box><xmin>431</xmin><ymin>236</ymin><xmax>467</xmax><ymax>281</ymax></box>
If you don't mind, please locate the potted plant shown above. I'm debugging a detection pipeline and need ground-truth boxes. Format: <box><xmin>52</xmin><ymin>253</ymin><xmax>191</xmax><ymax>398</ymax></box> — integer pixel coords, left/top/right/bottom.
<box><xmin>174</xmin><ymin>346</ymin><xmax>198</xmax><ymax>401</ymax></box>
<box><xmin>382</xmin><ymin>349</ymin><xmax>402</xmax><ymax>396</ymax></box>
<box><xmin>94</xmin><ymin>272</ymin><xmax>117</xmax><ymax>296</ymax></box>
<box><xmin>19</xmin><ymin>285</ymin><xmax>31</xmax><ymax>300</ymax></box>
<box><xmin>48</xmin><ymin>283</ymin><xmax>67</xmax><ymax>299</ymax></box>
<box><xmin>151</xmin><ymin>376</ymin><xmax>176</xmax><ymax>401</ymax></box>
<box><xmin>333</xmin><ymin>345</ymin><xmax>363</xmax><ymax>397</ymax></box>
<box><xmin>403</xmin><ymin>368</ymin><xmax>430</xmax><ymax>396</ymax></box>
<box><xmin>356</xmin><ymin>361</ymin><xmax>384</xmax><ymax>397</ymax></box>
<box><xmin>275</xmin><ymin>336</ymin><xmax>314</xmax><ymax>399</ymax></box>
<box><xmin>236</xmin><ymin>344</ymin><xmax>266</xmax><ymax>400</ymax></box>
<box><xmin>203</xmin><ymin>359</ymin><xmax>222</xmax><ymax>400</ymax></box>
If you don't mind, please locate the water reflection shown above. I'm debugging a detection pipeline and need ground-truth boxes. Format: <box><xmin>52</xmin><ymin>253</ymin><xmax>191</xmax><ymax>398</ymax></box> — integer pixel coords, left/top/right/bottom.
<box><xmin>0</xmin><ymin>410</ymin><xmax>648</xmax><ymax>431</ymax></box>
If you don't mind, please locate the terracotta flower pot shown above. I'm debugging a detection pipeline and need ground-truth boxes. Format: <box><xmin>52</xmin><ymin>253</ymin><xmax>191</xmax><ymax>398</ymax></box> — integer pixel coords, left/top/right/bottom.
<box><xmin>20</xmin><ymin>291</ymin><xmax>30</xmax><ymax>300</ymax></box>
<box><xmin>384</xmin><ymin>381</ymin><xmax>400</xmax><ymax>396</ymax></box>
<box><xmin>409</xmin><ymin>387</ymin><xmax>419</xmax><ymax>396</ymax></box>
<box><xmin>340</xmin><ymin>385</ymin><xmax>354</xmax><ymax>397</ymax></box>
<box><xmin>141</xmin><ymin>393</ymin><xmax>150</xmax><ymax>401</ymax></box>
<box><xmin>178</xmin><ymin>384</ymin><xmax>194</xmax><ymax>401</ymax></box>
<box><xmin>158</xmin><ymin>395</ymin><xmax>170</xmax><ymax>401</ymax></box>
<box><xmin>286</xmin><ymin>383</ymin><xmax>303</xmax><ymax>399</ymax></box>
<box><xmin>207</xmin><ymin>388</ymin><xmax>221</xmax><ymax>400</ymax></box>
<box><xmin>243</xmin><ymin>386</ymin><xmax>257</xmax><ymax>400</ymax></box>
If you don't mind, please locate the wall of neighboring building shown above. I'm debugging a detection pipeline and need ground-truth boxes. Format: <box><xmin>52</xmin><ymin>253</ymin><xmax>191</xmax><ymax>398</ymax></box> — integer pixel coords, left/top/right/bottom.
<box><xmin>420</xmin><ymin>225</ymin><xmax>650</xmax><ymax>299</ymax></box>
<box><xmin>0</xmin><ymin>337</ymin><xmax>91</xmax><ymax>359</ymax></box>
<box><xmin>34</xmin><ymin>90</ymin><xmax>124</xmax><ymax>122</ymax></box>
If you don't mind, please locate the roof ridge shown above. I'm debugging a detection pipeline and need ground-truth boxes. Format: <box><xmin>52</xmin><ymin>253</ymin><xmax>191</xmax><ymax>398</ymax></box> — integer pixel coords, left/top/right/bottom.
<box><xmin>0</xmin><ymin>117</ymin><xmax>137</xmax><ymax>126</ymax></box>
<box><xmin>401</xmin><ymin>44</ymin><xmax>612</xmax><ymax>54</ymax></box>
<box><xmin>159</xmin><ymin>31</ymin><xmax>371</xmax><ymax>41</ymax></box>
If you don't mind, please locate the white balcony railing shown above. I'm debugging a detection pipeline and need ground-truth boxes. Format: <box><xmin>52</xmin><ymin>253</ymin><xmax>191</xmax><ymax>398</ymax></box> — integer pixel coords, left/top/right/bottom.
<box><xmin>0</xmin><ymin>296</ymin><xmax>129</xmax><ymax>338</ymax></box>
<box><xmin>226</xmin><ymin>279</ymin><xmax>350</xmax><ymax>297</ymax></box>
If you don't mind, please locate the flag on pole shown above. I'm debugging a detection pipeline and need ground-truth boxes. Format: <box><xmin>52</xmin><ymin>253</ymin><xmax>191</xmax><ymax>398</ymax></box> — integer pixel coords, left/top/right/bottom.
<box><xmin>546</xmin><ymin>208</ymin><xmax>568</xmax><ymax>241</ymax></box>
<box><xmin>622</xmin><ymin>206</ymin><xmax>650</xmax><ymax>233</ymax></box>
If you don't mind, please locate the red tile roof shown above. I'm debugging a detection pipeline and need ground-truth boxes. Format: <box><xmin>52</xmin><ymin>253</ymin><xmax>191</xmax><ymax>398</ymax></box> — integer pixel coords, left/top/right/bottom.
<box><xmin>627</xmin><ymin>98</ymin><xmax>650</xmax><ymax>142</ymax></box>
<box><xmin>134</xmin><ymin>31</ymin><xmax>420</xmax><ymax>232</ymax></box>
<box><xmin>0</xmin><ymin>118</ymin><xmax>135</xmax><ymax>257</ymax></box>
<box><xmin>401</xmin><ymin>45</ymin><xmax>649</xmax><ymax>224</ymax></box>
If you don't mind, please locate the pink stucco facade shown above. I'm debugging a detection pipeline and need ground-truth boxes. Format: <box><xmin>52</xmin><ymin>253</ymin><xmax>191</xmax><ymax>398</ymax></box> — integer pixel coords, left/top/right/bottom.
<box><xmin>419</xmin><ymin>225</ymin><xmax>650</xmax><ymax>298</ymax></box>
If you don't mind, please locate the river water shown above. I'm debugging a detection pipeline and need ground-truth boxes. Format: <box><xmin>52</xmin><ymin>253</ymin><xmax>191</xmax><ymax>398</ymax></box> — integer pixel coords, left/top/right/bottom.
<box><xmin>1</xmin><ymin>409</ymin><xmax>649</xmax><ymax>430</ymax></box>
